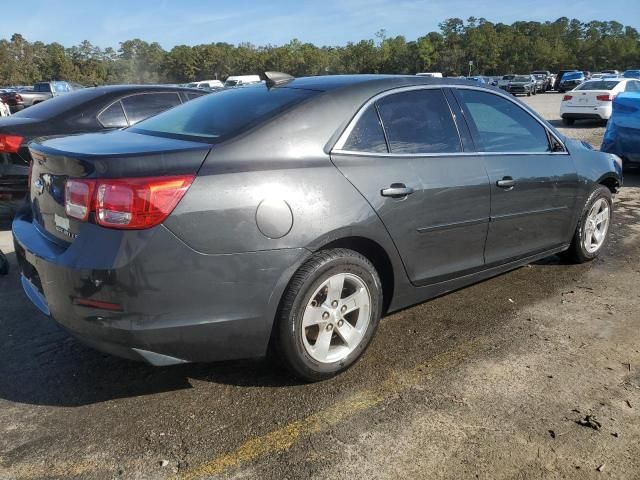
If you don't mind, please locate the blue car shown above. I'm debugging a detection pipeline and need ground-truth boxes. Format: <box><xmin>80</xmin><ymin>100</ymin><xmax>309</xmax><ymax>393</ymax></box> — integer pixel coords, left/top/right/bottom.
<box><xmin>623</xmin><ymin>70</ymin><xmax>640</xmax><ymax>79</ymax></box>
<box><xmin>466</xmin><ymin>76</ymin><xmax>486</xmax><ymax>84</ymax></box>
<box><xmin>601</xmin><ymin>92</ymin><xmax>640</xmax><ymax>169</ymax></box>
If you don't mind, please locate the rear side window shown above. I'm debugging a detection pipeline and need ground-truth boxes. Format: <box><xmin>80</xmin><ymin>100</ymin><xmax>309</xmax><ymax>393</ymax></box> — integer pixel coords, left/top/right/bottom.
<box><xmin>342</xmin><ymin>106</ymin><xmax>388</xmax><ymax>153</ymax></box>
<box><xmin>456</xmin><ymin>89</ymin><xmax>550</xmax><ymax>153</ymax></box>
<box><xmin>186</xmin><ymin>92</ymin><xmax>206</xmax><ymax>101</ymax></box>
<box><xmin>121</xmin><ymin>93</ymin><xmax>182</xmax><ymax>125</ymax></box>
<box><xmin>98</xmin><ymin>101</ymin><xmax>128</xmax><ymax>128</ymax></box>
<box><xmin>376</xmin><ymin>89</ymin><xmax>461</xmax><ymax>154</ymax></box>
<box><xmin>131</xmin><ymin>86</ymin><xmax>316</xmax><ymax>142</ymax></box>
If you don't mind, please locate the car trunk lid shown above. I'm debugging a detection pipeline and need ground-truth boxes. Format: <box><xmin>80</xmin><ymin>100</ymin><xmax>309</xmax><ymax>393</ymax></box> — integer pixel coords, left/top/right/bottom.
<box><xmin>28</xmin><ymin>130</ymin><xmax>211</xmax><ymax>244</ymax></box>
<box><xmin>564</xmin><ymin>89</ymin><xmax>614</xmax><ymax>107</ymax></box>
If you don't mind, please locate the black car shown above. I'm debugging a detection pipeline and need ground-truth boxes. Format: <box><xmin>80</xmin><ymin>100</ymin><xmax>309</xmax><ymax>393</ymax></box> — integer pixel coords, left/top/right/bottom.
<box><xmin>0</xmin><ymin>85</ymin><xmax>207</xmax><ymax>221</ymax></box>
<box><xmin>554</xmin><ymin>70</ymin><xmax>579</xmax><ymax>91</ymax></box>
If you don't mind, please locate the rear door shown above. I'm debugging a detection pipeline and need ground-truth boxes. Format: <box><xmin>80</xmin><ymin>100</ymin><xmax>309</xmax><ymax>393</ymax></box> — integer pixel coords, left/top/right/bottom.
<box><xmin>332</xmin><ymin>87</ymin><xmax>491</xmax><ymax>285</ymax></box>
<box><xmin>453</xmin><ymin>88</ymin><xmax>579</xmax><ymax>264</ymax></box>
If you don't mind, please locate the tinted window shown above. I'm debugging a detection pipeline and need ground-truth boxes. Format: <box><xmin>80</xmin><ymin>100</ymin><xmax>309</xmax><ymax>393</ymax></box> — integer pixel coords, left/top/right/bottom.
<box><xmin>121</xmin><ymin>93</ymin><xmax>182</xmax><ymax>125</ymax></box>
<box><xmin>186</xmin><ymin>92</ymin><xmax>206</xmax><ymax>101</ymax></box>
<box><xmin>577</xmin><ymin>80</ymin><xmax>620</xmax><ymax>91</ymax></box>
<box><xmin>342</xmin><ymin>105</ymin><xmax>387</xmax><ymax>153</ymax></box>
<box><xmin>456</xmin><ymin>89</ymin><xmax>550</xmax><ymax>153</ymax></box>
<box><xmin>12</xmin><ymin>88</ymin><xmax>106</xmax><ymax>120</ymax></box>
<box><xmin>375</xmin><ymin>89</ymin><xmax>461</xmax><ymax>154</ymax></box>
<box><xmin>131</xmin><ymin>85</ymin><xmax>316</xmax><ymax>142</ymax></box>
<box><xmin>98</xmin><ymin>101</ymin><xmax>128</xmax><ymax>128</ymax></box>
<box><xmin>625</xmin><ymin>81</ymin><xmax>639</xmax><ymax>92</ymax></box>
<box><xmin>33</xmin><ymin>83</ymin><xmax>51</xmax><ymax>93</ymax></box>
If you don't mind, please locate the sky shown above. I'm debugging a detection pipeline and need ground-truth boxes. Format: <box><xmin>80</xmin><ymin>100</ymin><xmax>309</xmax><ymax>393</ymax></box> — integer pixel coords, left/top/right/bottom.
<box><xmin>2</xmin><ymin>0</ymin><xmax>639</xmax><ymax>49</ymax></box>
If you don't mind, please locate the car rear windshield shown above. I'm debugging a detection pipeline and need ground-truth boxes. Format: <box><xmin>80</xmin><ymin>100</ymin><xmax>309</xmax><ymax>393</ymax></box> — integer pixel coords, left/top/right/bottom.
<box><xmin>576</xmin><ymin>80</ymin><xmax>621</xmax><ymax>91</ymax></box>
<box><xmin>129</xmin><ymin>85</ymin><xmax>317</xmax><ymax>142</ymax></box>
<box><xmin>513</xmin><ymin>76</ymin><xmax>530</xmax><ymax>82</ymax></box>
<box><xmin>12</xmin><ymin>87</ymin><xmax>105</xmax><ymax>119</ymax></box>
<box><xmin>502</xmin><ymin>75</ymin><xmax>515</xmax><ymax>80</ymax></box>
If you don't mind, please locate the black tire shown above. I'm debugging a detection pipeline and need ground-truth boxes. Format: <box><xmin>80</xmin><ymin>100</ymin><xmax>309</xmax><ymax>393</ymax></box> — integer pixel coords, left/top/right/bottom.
<box><xmin>527</xmin><ymin>91</ymin><xmax>531</xmax><ymax>96</ymax></box>
<box><xmin>563</xmin><ymin>186</ymin><xmax>613</xmax><ymax>263</ymax></box>
<box><xmin>562</xmin><ymin>117</ymin><xmax>575</xmax><ymax>126</ymax></box>
<box><xmin>273</xmin><ymin>248</ymin><xmax>383</xmax><ymax>382</ymax></box>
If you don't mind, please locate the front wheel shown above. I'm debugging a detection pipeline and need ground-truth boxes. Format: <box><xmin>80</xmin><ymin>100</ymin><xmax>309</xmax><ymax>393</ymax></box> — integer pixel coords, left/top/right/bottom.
<box><xmin>274</xmin><ymin>248</ymin><xmax>383</xmax><ymax>381</ymax></box>
<box><xmin>564</xmin><ymin>186</ymin><xmax>613</xmax><ymax>263</ymax></box>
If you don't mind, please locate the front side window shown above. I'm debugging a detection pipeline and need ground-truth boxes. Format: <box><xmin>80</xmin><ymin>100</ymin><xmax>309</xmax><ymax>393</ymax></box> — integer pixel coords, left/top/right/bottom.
<box><xmin>341</xmin><ymin>105</ymin><xmax>388</xmax><ymax>153</ymax></box>
<box><xmin>375</xmin><ymin>89</ymin><xmax>461</xmax><ymax>154</ymax></box>
<box><xmin>456</xmin><ymin>89</ymin><xmax>550</xmax><ymax>153</ymax></box>
<box><xmin>121</xmin><ymin>93</ymin><xmax>182</xmax><ymax>125</ymax></box>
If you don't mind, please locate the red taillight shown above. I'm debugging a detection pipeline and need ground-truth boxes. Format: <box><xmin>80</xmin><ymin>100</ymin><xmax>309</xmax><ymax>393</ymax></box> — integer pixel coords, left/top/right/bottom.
<box><xmin>596</xmin><ymin>94</ymin><xmax>613</xmax><ymax>102</ymax></box>
<box><xmin>562</xmin><ymin>95</ymin><xmax>573</xmax><ymax>101</ymax></box>
<box><xmin>64</xmin><ymin>175</ymin><xmax>194</xmax><ymax>229</ymax></box>
<box><xmin>0</xmin><ymin>134</ymin><xmax>24</xmax><ymax>153</ymax></box>
<box><xmin>15</xmin><ymin>94</ymin><xmax>23</xmax><ymax>103</ymax></box>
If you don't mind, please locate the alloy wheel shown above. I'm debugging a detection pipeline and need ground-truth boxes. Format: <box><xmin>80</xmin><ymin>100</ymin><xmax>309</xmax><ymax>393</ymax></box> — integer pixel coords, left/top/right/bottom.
<box><xmin>301</xmin><ymin>273</ymin><xmax>371</xmax><ymax>364</ymax></box>
<box><xmin>583</xmin><ymin>198</ymin><xmax>610</xmax><ymax>254</ymax></box>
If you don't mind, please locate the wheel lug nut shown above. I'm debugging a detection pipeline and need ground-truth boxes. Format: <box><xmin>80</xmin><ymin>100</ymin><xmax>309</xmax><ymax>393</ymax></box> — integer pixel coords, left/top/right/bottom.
<box><xmin>326</xmin><ymin>323</ymin><xmax>333</xmax><ymax>331</ymax></box>
<box><xmin>331</xmin><ymin>300</ymin><xmax>338</xmax><ymax>308</ymax></box>
<box><xmin>337</xmin><ymin>320</ymin><xmax>344</xmax><ymax>327</ymax></box>
<box><xmin>322</xmin><ymin>312</ymin><xmax>330</xmax><ymax>320</ymax></box>
<box><xmin>340</xmin><ymin>305</ymin><xmax>347</xmax><ymax>313</ymax></box>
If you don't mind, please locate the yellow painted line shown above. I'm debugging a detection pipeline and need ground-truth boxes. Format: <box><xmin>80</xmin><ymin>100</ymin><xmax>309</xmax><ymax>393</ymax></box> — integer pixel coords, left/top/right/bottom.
<box><xmin>0</xmin><ymin>338</ymin><xmax>484</xmax><ymax>480</ymax></box>
<box><xmin>177</xmin><ymin>337</ymin><xmax>485</xmax><ymax>480</ymax></box>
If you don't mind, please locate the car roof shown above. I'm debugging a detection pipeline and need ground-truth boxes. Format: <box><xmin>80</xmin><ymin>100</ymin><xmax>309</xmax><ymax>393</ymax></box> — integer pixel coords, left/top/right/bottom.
<box><xmin>281</xmin><ymin>74</ymin><xmax>491</xmax><ymax>93</ymax></box>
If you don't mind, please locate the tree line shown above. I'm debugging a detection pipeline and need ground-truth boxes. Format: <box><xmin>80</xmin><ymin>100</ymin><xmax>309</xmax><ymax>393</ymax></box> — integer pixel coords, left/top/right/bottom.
<box><xmin>1</xmin><ymin>17</ymin><xmax>639</xmax><ymax>86</ymax></box>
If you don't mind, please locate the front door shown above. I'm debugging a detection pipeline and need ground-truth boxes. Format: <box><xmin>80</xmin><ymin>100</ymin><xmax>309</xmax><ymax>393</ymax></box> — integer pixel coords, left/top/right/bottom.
<box><xmin>453</xmin><ymin>88</ymin><xmax>579</xmax><ymax>264</ymax></box>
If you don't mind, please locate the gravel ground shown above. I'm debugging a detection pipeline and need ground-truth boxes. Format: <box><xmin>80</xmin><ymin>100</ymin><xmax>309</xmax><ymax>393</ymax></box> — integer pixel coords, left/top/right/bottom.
<box><xmin>1</xmin><ymin>93</ymin><xmax>639</xmax><ymax>480</ymax></box>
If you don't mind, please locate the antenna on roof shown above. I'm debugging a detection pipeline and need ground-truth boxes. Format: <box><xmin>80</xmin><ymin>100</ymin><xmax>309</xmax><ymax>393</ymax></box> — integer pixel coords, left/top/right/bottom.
<box><xmin>263</xmin><ymin>71</ymin><xmax>294</xmax><ymax>88</ymax></box>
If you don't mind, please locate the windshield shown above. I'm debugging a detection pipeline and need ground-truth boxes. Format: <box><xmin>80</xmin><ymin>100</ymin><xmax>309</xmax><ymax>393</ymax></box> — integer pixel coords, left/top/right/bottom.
<box><xmin>562</xmin><ymin>72</ymin><xmax>583</xmax><ymax>81</ymax></box>
<box><xmin>502</xmin><ymin>75</ymin><xmax>515</xmax><ymax>80</ymax></box>
<box><xmin>513</xmin><ymin>76</ymin><xmax>530</xmax><ymax>82</ymax></box>
<box><xmin>130</xmin><ymin>85</ymin><xmax>317</xmax><ymax>142</ymax></box>
<box><xmin>533</xmin><ymin>74</ymin><xmax>545</xmax><ymax>79</ymax></box>
<box><xmin>576</xmin><ymin>80</ymin><xmax>621</xmax><ymax>91</ymax></box>
<box><xmin>224</xmin><ymin>80</ymin><xmax>239</xmax><ymax>87</ymax></box>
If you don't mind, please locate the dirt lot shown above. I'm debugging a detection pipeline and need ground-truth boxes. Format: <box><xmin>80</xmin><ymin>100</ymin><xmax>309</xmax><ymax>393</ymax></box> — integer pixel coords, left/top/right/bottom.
<box><xmin>1</xmin><ymin>93</ymin><xmax>639</xmax><ymax>480</ymax></box>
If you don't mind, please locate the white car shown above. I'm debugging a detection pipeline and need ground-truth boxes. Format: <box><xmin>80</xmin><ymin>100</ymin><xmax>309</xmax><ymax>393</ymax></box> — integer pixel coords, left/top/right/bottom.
<box><xmin>186</xmin><ymin>80</ymin><xmax>224</xmax><ymax>89</ymax></box>
<box><xmin>560</xmin><ymin>77</ymin><xmax>640</xmax><ymax>125</ymax></box>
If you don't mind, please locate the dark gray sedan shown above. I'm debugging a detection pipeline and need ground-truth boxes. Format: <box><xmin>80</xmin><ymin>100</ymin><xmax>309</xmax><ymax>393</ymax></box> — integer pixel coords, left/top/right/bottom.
<box><xmin>13</xmin><ymin>74</ymin><xmax>622</xmax><ymax>381</ymax></box>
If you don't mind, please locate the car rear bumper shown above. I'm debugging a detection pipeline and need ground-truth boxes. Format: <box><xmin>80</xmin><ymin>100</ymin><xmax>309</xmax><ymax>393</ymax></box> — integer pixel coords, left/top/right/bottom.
<box><xmin>560</xmin><ymin>105</ymin><xmax>611</xmax><ymax>120</ymax></box>
<box><xmin>12</xmin><ymin>213</ymin><xmax>309</xmax><ymax>365</ymax></box>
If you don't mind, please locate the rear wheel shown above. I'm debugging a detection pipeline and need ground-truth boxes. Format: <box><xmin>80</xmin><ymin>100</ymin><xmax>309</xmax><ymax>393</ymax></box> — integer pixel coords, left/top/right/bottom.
<box><xmin>274</xmin><ymin>248</ymin><xmax>382</xmax><ymax>381</ymax></box>
<box><xmin>564</xmin><ymin>186</ymin><xmax>612</xmax><ymax>263</ymax></box>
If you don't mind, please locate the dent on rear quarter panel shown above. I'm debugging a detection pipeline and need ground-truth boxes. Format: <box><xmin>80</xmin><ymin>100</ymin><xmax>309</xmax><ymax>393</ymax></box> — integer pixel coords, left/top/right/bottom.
<box><xmin>164</xmin><ymin>160</ymin><xmax>383</xmax><ymax>254</ymax></box>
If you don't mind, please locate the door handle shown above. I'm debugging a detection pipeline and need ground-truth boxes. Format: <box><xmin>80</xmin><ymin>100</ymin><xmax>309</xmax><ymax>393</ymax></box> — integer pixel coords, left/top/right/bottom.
<box><xmin>496</xmin><ymin>177</ymin><xmax>515</xmax><ymax>189</ymax></box>
<box><xmin>381</xmin><ymin>183</ymin><xmax>415</xmax><ymax>198</ymax></box>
